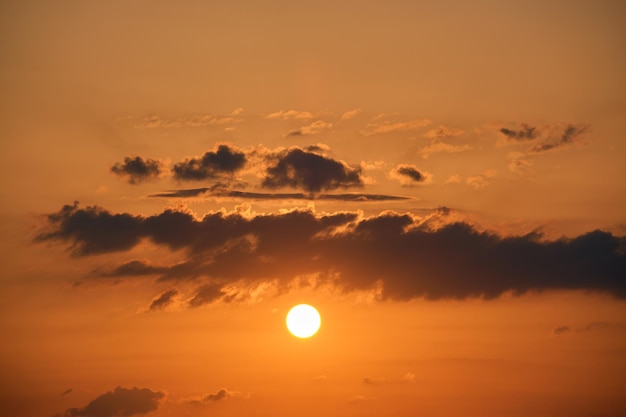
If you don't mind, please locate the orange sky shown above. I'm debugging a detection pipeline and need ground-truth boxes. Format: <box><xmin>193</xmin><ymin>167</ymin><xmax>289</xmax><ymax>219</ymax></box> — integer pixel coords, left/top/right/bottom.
<box><xmin>1</xmin><ymin>1</ymin><xmax>625</xmax><ymax>416</ymax></box>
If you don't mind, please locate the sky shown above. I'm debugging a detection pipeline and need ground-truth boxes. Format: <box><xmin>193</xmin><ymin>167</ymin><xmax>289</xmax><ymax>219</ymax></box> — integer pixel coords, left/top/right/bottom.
<box><xmin>1</xmin><ymin>1</ymin><xmax>625</xmax><ymax>416</ymax></box>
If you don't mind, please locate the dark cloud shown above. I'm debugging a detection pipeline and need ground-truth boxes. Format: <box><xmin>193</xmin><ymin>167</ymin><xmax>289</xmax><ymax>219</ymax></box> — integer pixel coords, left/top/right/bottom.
<box><xmin>35</xmin><ymin>202</ymin><xmax>143</xmax><ymax>256</ymax></box>
<box><xmin>552</xmin><ymin>325</ymin><xmax>571</xmax><ymax>336</ymax></box>
<box><xmin>173</xmin><ymin>144</ymin><xmax>246</xmax><ymax>181</ymax></box>
<box><xmin>111</xmin><ymin>156</ymin><xmax>164</xmax><ymax>184</ymax></box>
<box><xmin>499</xmin><ymin>124</ymin><xmax>538</xmax><ymax>140</ymax></box>
<box><xmin>390</xmin><ymin>164</ymin><xmax>428</xmax><ymax>184</ymax></box>
<box><xmin>150</xmin><ymin>187</ymin><xmax>408</xmax><ymax>201</ymax></box>
<box><xmin>104</xmin><ymin>260</ymin><xmax>169</xmax><ymax>277</ymax></box>
<box><xmin>186</xmin><ymin>388</ymin><xmax>244</xmax><ymax>405</ymax></box>
<box><xmin>148</xmin><ymin>289</ymin><xmax>179</xmax><ymax>311</ymax></box>
<box><xmin>54</xmin><ymin>386</ymin><xmax>163</xmax><ymax>417</ymax></box>
<box><xmin>61</xmin><ymin>389</ymin><xmax>73</xmax><ymax>396</ymax></box>
<box><xmin>203</xmin><ymin>389</ymin><xmax>228</xmax><ymax>401</ymax></box>
<box><xmin>531</xmin><ymin>124</ymin><xmax>587</xmax><ymax>153</ymax></box>
<box><xmin>261</xmin><ymin>147</ymin><xmax>363</xmax><ymax>193</ymax></box>
<box><xmin>188</xmin><ymin>283</ymin><xmax>225</xmax><ymax>307</ymax></box>
<box><xmin>38</xmin><ymin>204</ymin><xmax>626</xmax><ymax>302</ymax></box>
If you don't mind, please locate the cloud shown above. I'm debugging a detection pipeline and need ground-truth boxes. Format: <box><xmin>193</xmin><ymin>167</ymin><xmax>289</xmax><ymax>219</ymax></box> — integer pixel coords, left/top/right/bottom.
<box><xmin>185</xmin><ymin>388</ymin><xmax>246</xmax><ymax>405</ymax></box>
<box><xmin>423</xmin><ymin>125</ymin><xmax>464</xmax><ymax>139</ymax></box>
<box><xmin>133</xmin><ymin>113</ymin><xmax>240</xmax><ymax>129</ymax></box>
<box><xmin>445</xmin><ymin>174</ymin><xmax>461</xmax><ymax>184</ymax></box>
<box><xmin>402</xmin><ymin>372</ymin><xmax>416</xmax><ymax>383</ymax></box>
<box><xmin>419</xmin><ymin>142</ymin><xmax>472</xmax><ymax>159</ymax></box>
<box><xmin>37</xmin><ymin>204</ymin><xmax>626</xmax><ymax>301</ymax></box>
<box><xmin>551</xmin><ymin>321</ymin><xmax>622</xmax><ymax>336</ymax></box>
<box><xmin>265</xmin><ymin>109</ymin><xmax>314</xmax><ymax>120</ymax></box>
<box><xmin>361</xmin><ymin>118</ymin><xmax>431</xmax><ymax>135</ymax></box>
<box><xmin>348</xmin><ymin>395</ymin><xmax>374</xmax><ymax>403</ymax></box>
<box><xmin>54</xmin><ymin>386</ymin><xmax>164</xmax><ymax>417</ymax></box>
<box><xmin>466</xmin><ymin>169</ymin><xmax>496</xmax><ymax>189</ymax></box>
<box><xmin>104</xmin><ymin>260</ymin><xmax>169</xmax><ymax>277</ymax></box>
<box><xmin>341</xmin><ymin>109</ymin><xmax>362</xmax><ymax>120</ymax></box>
<box><xmin>552</xmin><ymin>325</ymin><xmax>571</xmax><ymax>336</ymax></box>
<box><xmin>150</xmin><ymin>187</ymin><xmax>408</xmax><ymax>202</ymax></box>
<box><xmin>363</xmin><ymin>376</ymin><xmax>386</xmax><ymax>385</ymax></box>
<box><xmin>500</xmin><ymin>124</ymin><xmax>538</xmax><ymax>141</ymax></box>
<box><xmin>530</xmin><ymin>124</ymin><xmax>588</xmax><ymax>153</ymax></box>
<box><xmin>389</xmin><ymin>164</ymin><xmax>432</xmax><ymax>186</ymax></box>
<box><xmin>35</xmin><ymin>201</ymin><xmax>143</xmax><ymax>256</ymax></box>
<box><xmin>148</xmin><ymin>289</ymin><xmax>179</xmax><ymax>311</ymax></box>
<box><xmin>173</xmin><ymin>144</ymin><xmax>246</xmax><ymax>181</ymax></box>
<box><xmin>261</xmin><ymin>147</ymin><xmax>363</xmax><ymax>193</ymax></box>
<box><xmin>507</xmin><ymin>152</ymin><xmax>533</xmax><ymax>175</ymax></box>
<box><xmin>111</xmin><ymin>156</ymin><xmax>165</xmax><ymax>184</ymax></box>
<box><xmin>188</xmin><ymin>283</ymin><xmax>225</xmax><ymax>307</ymax></box>
<box><xmin>286</xmin><ymin>120</ymin><xmax>332</xmax><ymax>136</ymax></box>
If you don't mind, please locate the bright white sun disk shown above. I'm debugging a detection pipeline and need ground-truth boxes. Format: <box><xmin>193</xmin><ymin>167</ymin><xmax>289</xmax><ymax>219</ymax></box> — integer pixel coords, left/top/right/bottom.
<box><xmin>286</xmin><ymin>304</ymin><xmax>321</xmax><ymax>338</ymax></box>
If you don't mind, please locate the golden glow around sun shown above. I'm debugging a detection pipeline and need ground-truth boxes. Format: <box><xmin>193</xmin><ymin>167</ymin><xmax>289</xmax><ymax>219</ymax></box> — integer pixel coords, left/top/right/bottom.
<box><xmin>286</xmin><ymin>304</ymin><xmax>321</xmax><ymax>338</ymax></box>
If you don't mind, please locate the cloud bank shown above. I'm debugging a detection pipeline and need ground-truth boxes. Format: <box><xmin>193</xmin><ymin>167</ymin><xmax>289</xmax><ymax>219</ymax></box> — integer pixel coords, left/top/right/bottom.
<box><xmin>37</xmin><ymin>203</ymin><xmax>626</xmax><ymax>303</ymax></box>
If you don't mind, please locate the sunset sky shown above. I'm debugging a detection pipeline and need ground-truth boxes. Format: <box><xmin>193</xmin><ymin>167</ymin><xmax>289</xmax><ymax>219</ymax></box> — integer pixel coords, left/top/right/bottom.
<box><xmin>1</xmin><ymin>1</ymin><xmax>625</xmax><ymax>416</ymax></box>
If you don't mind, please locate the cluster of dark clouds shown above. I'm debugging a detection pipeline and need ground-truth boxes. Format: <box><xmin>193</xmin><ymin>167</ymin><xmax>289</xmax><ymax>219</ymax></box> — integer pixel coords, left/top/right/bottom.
<box><xmin>54</xmin><ymin>386</ymin><xmax>163</xmax><ymax>417</ymax></box>
<box><xmin>111</xmin><ymin>144</ymin><xmax>367</xmax><ymax>194</ymax></box>
<box><xmin>500</xmin><ymin>123</ymin><xmax>588</xmax><ymax>153</ymax></box>
<box><xmin>37</xmin><ymin>203</ymin><xmax>626</xmax><ymax>305</ymax></box>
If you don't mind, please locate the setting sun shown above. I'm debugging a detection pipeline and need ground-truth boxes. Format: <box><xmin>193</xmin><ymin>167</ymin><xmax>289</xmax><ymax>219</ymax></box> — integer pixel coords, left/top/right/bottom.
<box><xmin>286</xmin><ymin>304</ymin><xmax>321</xmax><ymax>338</ymax></box>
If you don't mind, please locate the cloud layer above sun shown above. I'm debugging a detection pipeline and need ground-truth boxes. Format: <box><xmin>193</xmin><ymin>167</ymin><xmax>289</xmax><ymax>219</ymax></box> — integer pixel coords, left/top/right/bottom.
<box><xmin>37</xmin><ymin>202</ymin><xmax>626</xmax><ymax>307</ymax></box>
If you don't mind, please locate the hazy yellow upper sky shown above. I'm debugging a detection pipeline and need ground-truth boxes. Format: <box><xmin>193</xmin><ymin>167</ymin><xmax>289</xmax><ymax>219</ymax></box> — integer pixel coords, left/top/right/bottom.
<box><xmin>1</xmin><ymin>1</ymin><xmax>625</xmax><ymax>417</ymax></box>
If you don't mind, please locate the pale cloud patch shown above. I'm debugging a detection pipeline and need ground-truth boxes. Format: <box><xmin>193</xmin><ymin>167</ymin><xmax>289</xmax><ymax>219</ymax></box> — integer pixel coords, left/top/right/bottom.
<box><xmin>348</xmin><ymin>395</ymin><xmax>375</xmax><ymax>403</ymax></box>
<box><xmin>446</xmin><ymin>174</ymin><xmax>461</xmax><ymax>184</ymax></box>
<box><xmin>265</xmin><ymin>109</ymin><xmax>314</xmax><ymax>120</ymax></box>
<box><xmin>360</xmin><ymin>117</ymin><xmax>431</xmax><ymax>136</ymax></box>
<box><xmin>402</xmin><ymin>372</ymin><xmax>416</xmax><ymax>383</ymax></box>
<box><xmin>341</xmin><ymin>108</ymin><xmax>362</xmax><ymax>120</ymax></box>
<box><xmin>423</xmin><ymin>125</ymin><xmax>464</xmax><ymax>139</ymax></box>
<box><xmin>508</xmin><ymin>151</ymin><xmax>533</xmax><ymax>176</ymax></box>
<box><xmin>363</xmin><ymin>376</ymin><xmax>387</xmax><ymax>385</ymax></box>
<box><xmin>466</xmin><ymin>169</ymin><xmax>497</xmax><ymax>189</ymax></box>
<box><xmin>286</xmin><ymin>120</ymin><xmax>333</xmax><ymax>137</ymax></box>
<box><xmin>132</xmin><ymin>113</ymin><xmax>241</xmax><ymax>129</ymax></box>
<box><xmin>360</xmin><ymin>160</ymin><xmax>386</xmax><ymax>171</ymax></box>
<box><xmin>419</xmin><ymin>142</ymin><xmax>472</xmax><ymax>159</ymax></box>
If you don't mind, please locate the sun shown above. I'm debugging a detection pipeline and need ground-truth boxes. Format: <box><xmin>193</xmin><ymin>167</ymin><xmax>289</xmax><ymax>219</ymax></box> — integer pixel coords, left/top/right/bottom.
<box><xmin>286</xmin><ymin>304</ymin><xmax>321</xmax><ymax>338</ymax></box>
